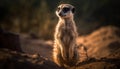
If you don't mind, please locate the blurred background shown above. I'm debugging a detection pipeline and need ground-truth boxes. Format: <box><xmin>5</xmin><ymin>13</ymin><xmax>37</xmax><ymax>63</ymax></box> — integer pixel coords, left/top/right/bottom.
<box><xmin>0</xmin><ymin>0</ymin><xmax>120</xmax><ymax>40</ymax></box>
<box><xmin>0</xmin><ymin>0</ymin><xmax>120</xmax><ymax>69</ymax></box>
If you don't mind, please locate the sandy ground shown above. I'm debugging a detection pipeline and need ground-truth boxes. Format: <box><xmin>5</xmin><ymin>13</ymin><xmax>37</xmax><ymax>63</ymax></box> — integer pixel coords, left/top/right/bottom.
<box><xmin>0</xmin><ymin>25</ymin><xmax>120</xmax><ymax>69</ymax></box>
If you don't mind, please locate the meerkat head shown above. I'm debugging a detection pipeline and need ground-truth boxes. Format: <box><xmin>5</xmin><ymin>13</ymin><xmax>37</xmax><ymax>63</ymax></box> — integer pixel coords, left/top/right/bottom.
<box><xmin>56</xmin><ymin>4</ymin><xmax>75</xmax><ymax>19</ymax></box>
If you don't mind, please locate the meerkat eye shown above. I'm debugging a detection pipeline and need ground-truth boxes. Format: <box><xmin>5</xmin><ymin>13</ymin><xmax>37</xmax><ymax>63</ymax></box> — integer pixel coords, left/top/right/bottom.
<box><xmin>57</xmin><ymin>7</ymin><xmax>60</xmax><ymax>11</ymax></box>
<box><xmin>63</xmin><ymin>7</ymin><xmax>70</xmax><ymax>13</ymax></box>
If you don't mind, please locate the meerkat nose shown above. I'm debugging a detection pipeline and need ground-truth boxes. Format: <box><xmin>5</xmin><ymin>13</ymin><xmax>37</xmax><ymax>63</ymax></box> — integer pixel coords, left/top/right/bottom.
<box><xmin>58</xmin><ymin>13</ymin><xmax>62</xmax><ymax>16</ymax></box>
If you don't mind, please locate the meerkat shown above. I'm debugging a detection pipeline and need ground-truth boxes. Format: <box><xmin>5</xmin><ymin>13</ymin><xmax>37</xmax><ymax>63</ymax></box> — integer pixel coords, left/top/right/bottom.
<box><xmin>53</xmin><ymin>4</ymin><xmax>88</xmax><ymax>67</ymax></box>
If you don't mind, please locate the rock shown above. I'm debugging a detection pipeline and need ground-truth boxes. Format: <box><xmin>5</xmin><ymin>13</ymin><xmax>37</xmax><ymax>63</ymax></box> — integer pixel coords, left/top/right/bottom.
<box><xmin>0</xmin><ymin>29</ymin><xmax>22</xmax><ymax>52</ymax></box>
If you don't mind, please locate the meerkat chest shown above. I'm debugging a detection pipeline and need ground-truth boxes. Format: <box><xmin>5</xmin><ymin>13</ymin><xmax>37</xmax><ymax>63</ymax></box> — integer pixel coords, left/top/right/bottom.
<box><xmin>57</xmin><ymin>21</ymin><xmax>74</xmax><ymax>45</ymax></box>
<box><xmin>59</xmin><ymin>23</ymin><xmax>73</xmax><ymax>36</ymax></box>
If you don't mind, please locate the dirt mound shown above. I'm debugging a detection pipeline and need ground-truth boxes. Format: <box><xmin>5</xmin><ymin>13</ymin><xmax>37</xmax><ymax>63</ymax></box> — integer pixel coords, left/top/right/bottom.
<box><xmin>77</xmin><ymin>26</ymin><xmax>120</xmax><ymax>59</ymax></box>
<box><xmin>0</xmin><ymin>48</ymin><xmax>62</xmax><ymax>69</ymax></box>
<box><xmin>70</xmin><ymin>58</ymin><xmax>120</xmax><ymax>69</ymax></box>
<box><xmin>68</xmin><ymin>26</ymin><xmax>120</xmax><ymax>69</ymax></box>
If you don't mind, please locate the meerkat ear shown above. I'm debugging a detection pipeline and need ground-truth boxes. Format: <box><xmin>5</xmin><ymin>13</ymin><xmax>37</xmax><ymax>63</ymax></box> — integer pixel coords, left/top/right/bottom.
<box><xmin>72</xmin><ymin>7</ymin><xmax>75</xmax><ymax>13</ymax></box>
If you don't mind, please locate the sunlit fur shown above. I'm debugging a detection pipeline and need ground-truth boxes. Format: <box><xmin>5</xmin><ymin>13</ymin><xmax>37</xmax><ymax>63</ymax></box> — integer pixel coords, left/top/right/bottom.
<box><xmin>53</xmin><ymin>4</ymin><xmax>79</xmax><ymax>67</ymax></box>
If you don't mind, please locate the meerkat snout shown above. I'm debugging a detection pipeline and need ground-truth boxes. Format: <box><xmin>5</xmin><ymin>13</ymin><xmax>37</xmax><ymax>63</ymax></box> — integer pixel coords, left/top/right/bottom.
<box><xmin>56</xmin><ymin>4</ymin><xmax>75</xmax><ymax>19</ymax></box>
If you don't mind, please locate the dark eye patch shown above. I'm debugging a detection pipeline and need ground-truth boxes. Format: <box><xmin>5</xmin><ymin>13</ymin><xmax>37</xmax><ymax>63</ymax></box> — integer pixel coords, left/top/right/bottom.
<box><xmin>62</xmin><ymin>7</ymin><xmax>70</xmax><ymax>13</ymax></box>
